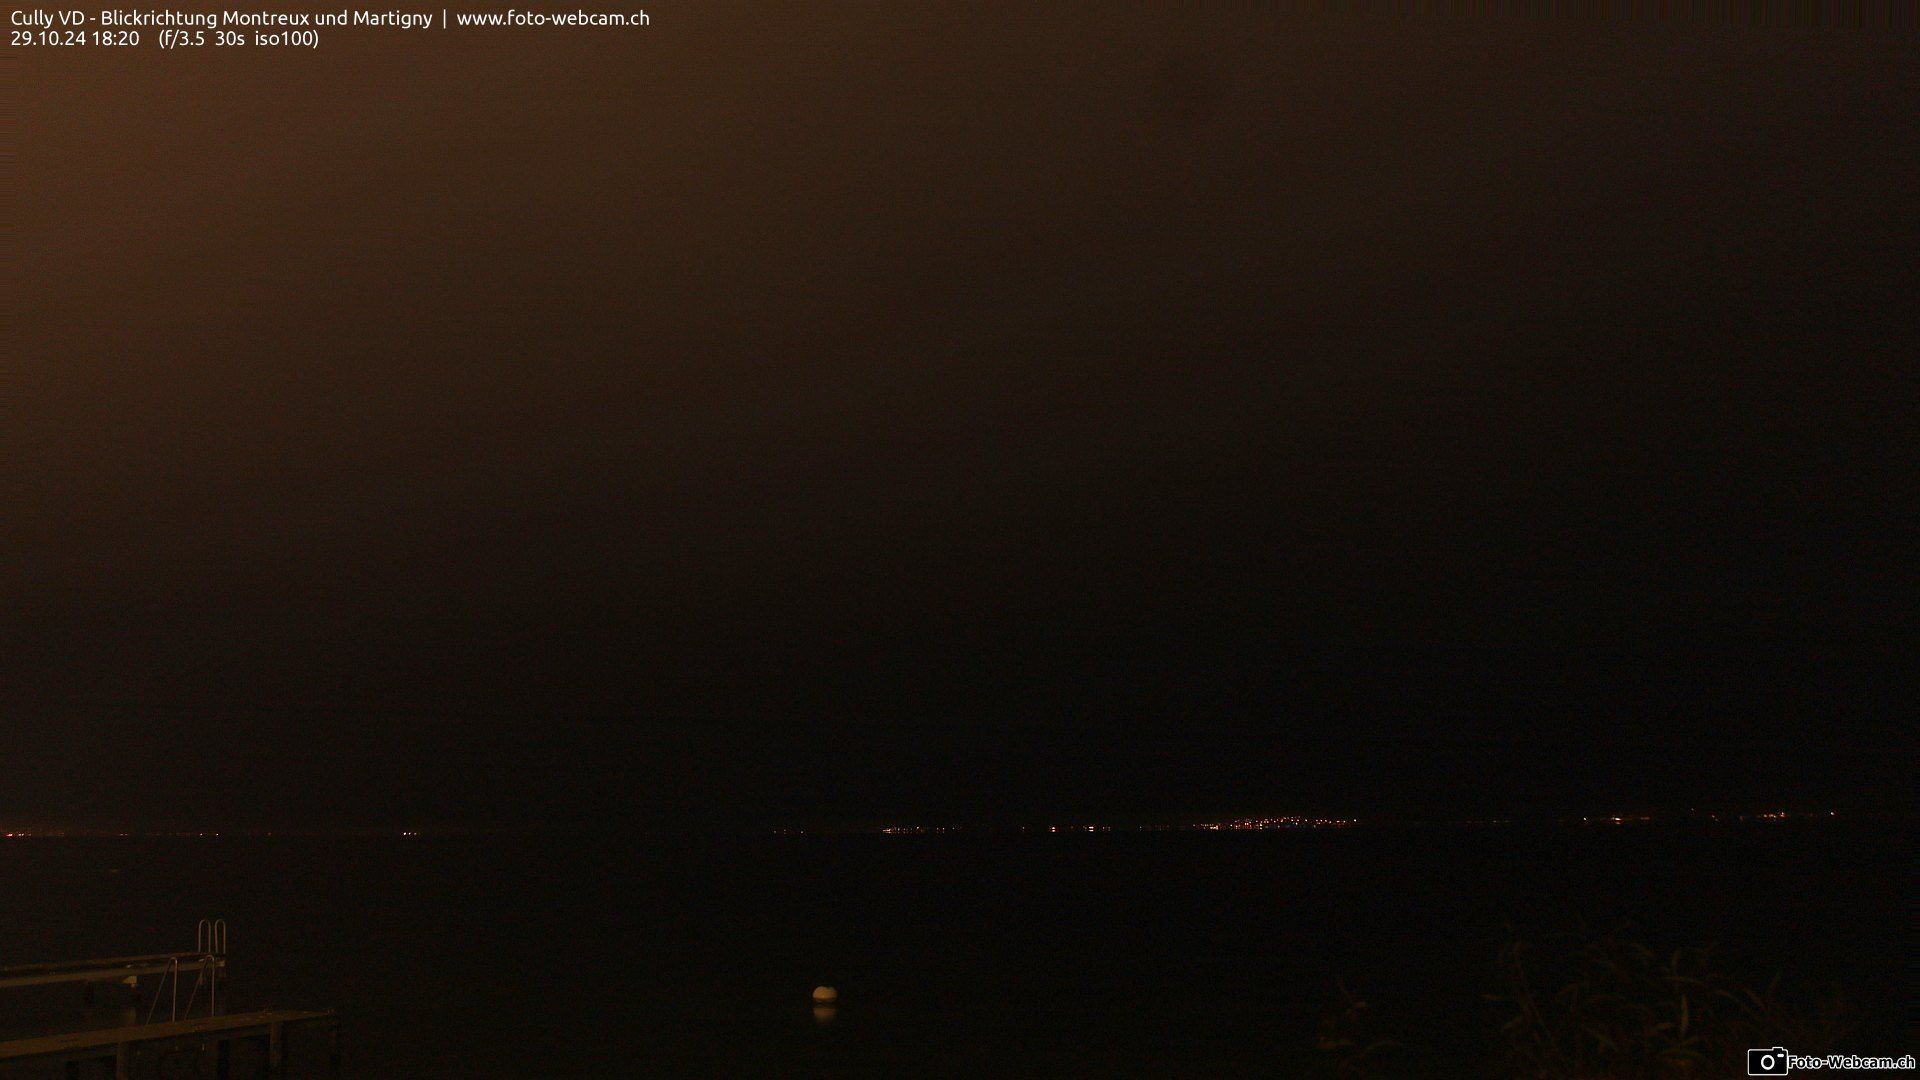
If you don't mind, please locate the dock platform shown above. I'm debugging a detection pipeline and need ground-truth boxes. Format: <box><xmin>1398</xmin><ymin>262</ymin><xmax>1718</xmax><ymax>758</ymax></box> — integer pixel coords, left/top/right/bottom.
<box><xmin>0</xmin><ymin>1010</ymin><xmax>338</xmax><ymax>1077</ymax></box>
<box><xmin>0</xmin><ymin>922</ymin><xmax>339</xmax><ymax>1078</ymax></box>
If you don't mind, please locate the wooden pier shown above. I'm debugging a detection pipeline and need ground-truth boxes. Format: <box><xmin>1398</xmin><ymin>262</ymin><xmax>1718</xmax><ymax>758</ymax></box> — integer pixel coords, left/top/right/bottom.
<box><xmin>0</xmin><ymin>923</ymin><xmax>339</xmax><ymax>1078</ymax></box>
<box><xmin>0</xmin><ymin>1009</ymin><xmax>338</xmax><ymax>1078</ymax></box>
<box><xmin>0</xmin><ymin>954</ymin><xmax>224</xmax><ymax>994</ymax></box>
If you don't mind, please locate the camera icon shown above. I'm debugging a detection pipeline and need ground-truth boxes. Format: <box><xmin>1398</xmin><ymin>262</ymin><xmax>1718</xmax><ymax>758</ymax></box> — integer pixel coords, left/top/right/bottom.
<box><xmin>1748</xmin><ymin>1047</ymin><xmax>1791</xmax><ymax>1075</ymax></box>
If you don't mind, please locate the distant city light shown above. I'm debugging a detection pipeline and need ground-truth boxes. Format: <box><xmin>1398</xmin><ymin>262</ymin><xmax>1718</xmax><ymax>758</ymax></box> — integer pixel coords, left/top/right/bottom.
<box><xmin>879</xmin><ymin>815</ymin><xmax>1360</xmax><ymax>835</ymax></box>
<box><xmin>869</xmin><ymin>809</ymin><xmax>1842</xmax><ymax>836</ymax></box>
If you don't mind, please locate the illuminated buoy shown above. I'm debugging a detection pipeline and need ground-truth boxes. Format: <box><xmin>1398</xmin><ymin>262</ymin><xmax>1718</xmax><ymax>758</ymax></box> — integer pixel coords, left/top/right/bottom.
<box><xmin>811</xmin><ymin>986</ymin><xmax>838</xmax><ymax>1005</ymax></box>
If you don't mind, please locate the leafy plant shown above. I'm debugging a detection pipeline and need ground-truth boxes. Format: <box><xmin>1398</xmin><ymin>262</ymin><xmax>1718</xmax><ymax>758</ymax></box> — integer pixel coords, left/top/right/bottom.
<box><xmin>1485</xmin><ymin>926</ymin><xmax>1852</xmax><ymax>1078</ymax></box>
<box><xmin>1313</xmin><ymin>979</ymin><xmax>1400</xmax><ymax>1077</ymax></box>
<box><xmin>1313</xmin><ymin>928</ymin><xmax>1853</xmax><ymax>1077</ymax></box>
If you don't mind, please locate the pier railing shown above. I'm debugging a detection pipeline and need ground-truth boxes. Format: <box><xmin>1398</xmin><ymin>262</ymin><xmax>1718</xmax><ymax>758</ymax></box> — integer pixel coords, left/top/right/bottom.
<box><xmin>0</xmin><ymin>922</ymin><xmax>339</xmax><ymax>1078</ymax></box>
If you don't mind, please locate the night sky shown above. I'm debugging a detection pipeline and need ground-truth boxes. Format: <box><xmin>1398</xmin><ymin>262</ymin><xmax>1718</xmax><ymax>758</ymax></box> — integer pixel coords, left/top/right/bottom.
<box><xmin>7</xmin><ymin>6</ymin><xmax>1915</xmax><ymax>830</ymax></box>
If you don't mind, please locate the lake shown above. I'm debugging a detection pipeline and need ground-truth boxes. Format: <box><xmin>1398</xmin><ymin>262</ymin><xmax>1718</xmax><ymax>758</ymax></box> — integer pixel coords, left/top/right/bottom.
<box><xmin>0</xmin><ymin>823</ymin><xmax>1907</xmax><ymax>1076</ymax></box>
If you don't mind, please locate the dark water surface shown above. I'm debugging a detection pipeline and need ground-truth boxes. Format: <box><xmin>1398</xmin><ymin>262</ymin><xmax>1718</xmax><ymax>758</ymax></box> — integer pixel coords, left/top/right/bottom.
<box><xmin>0</xmin><ymin>826</ymin><xmax>1908</xmax><ymax>1076</ymax></box>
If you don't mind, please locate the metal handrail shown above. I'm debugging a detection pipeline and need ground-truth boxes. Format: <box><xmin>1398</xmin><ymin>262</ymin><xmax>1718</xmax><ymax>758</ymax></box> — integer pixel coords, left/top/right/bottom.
<box><xmin>1</xmin><ymin>922</ymin><xmax>230</xmax><ymax>1022</ymax></box>
<box><xmin>195</xmin><ymin>918</ymin><xmax>227</xmax><ymax>1014</ymax></box>
<box><xmin>195</xmin><ymin>919</ymin><xmax>227</xmax><ymax>957</ymax></box>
